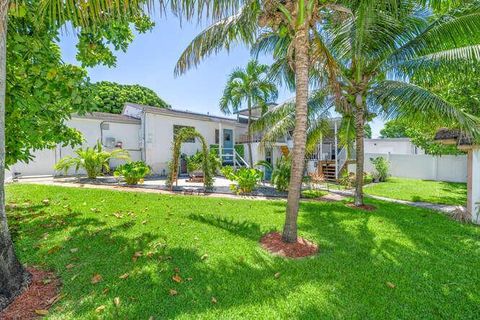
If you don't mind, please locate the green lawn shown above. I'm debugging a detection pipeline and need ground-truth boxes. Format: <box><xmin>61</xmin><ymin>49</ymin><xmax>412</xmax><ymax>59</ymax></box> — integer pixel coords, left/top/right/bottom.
<box><xmin>364</xmin><ymin>177</ymin><xmax>467</xmax><ymax>206</ymax></box>
<box><xmin>6</xmin><ymin>184</ymin><xmax>480</xmax><ymax>319</ymax></box>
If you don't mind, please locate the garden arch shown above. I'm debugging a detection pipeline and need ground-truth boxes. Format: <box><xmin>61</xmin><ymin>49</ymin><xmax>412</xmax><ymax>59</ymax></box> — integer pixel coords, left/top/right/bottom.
<box><xmin>166</xmin><ymin>127</ymin><xmax>213</xmax><ymax>190</ymax></box>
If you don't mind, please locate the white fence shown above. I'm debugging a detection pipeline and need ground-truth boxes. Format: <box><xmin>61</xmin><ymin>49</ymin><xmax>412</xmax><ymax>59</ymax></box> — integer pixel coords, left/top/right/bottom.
<box><xmin>349</xmin><ymin>153</ymin><xmax>468</xmax><ymax>183</ymax></box>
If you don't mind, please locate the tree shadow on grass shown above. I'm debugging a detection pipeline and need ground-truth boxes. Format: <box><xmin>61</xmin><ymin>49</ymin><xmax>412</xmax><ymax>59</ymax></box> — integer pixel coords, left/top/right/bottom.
<box><xmin>7</xmin><ymin>196</ymin><xmax>480</xmax><ymax>319</ymax></box>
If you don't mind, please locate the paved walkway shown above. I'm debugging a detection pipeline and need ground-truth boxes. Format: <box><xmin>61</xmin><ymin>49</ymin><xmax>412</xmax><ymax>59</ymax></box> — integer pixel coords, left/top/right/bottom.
<box><xmin>12</xmin><ymin>177</ymin><xmax>464</xmax><ymax>214</ymax></box>
<box><xmin>329</xmin><ymin>189</ymin><xmax>464</xmax><ymax>214</ymax></box>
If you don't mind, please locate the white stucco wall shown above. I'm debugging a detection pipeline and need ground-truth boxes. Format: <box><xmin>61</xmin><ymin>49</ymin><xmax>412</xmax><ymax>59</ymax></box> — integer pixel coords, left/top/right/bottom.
<box><xmin>355</xmin><ymin>153</ymin><xmax>468</xmax><ymax>183</ymax></box>
<box><xmin>470</xmin><ymin>149</ymin><xmax>480</xmax><ymax>223</ymax></box>
<box><xmin>8</xmin><ymin>117</ymin><xmax>141</xmax><ymax>177</ymax></box>
<box><xmin>364</xmin><ymin>138</ymin><xmax>424</xmax><ymax>155</ymax></box>
<box><xmin>144</xmin><ymin>112</ymin><xmax>247</xmax><ymax>174</ymax></box>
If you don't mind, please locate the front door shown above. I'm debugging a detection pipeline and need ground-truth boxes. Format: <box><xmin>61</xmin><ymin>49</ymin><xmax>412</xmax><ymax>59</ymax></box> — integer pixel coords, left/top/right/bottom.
<box><xmin>223</xmin><ymin>129</ymin><xmax>234</xmax><ymax>165</ymax></box>
<box><xmin>264</xmin><ymin>148</ymin><xmax>273</xmax><ymax>180</ymax></box>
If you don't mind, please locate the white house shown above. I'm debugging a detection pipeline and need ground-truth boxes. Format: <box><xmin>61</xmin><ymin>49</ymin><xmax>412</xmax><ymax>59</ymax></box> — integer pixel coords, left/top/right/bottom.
<box><xmin>7</xmin><ymin>103</ymin><xmax>255</xmax><ymax>178</ymax></box>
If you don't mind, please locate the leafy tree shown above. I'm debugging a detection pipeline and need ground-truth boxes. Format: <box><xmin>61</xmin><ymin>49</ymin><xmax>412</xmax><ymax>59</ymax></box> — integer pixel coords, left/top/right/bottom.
<box><xmin>90</xmin><ymin>81</ymin><xmax>169</xmax><ymax>114</ymax></box>
<box><xmin>220</xmin><ymin>60</ymin><xmax>278</xmax><ymax>166</ymax></box>
<box><xmin>380</xmin><ymin>120</ymin><xmax>408</xmax><ymax>138</ymax></box>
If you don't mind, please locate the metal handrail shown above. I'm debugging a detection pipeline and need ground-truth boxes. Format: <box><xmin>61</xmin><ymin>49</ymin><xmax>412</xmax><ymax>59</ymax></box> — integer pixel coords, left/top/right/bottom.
<box><xmin>336</xmin><ymin>146</ymin><xmax>348</xmax><ymax>179</ymax></box>
<box><xmin>234</xmin><ymin>150</ymin><xmax>250</xmax><ymax>167</ymax></box>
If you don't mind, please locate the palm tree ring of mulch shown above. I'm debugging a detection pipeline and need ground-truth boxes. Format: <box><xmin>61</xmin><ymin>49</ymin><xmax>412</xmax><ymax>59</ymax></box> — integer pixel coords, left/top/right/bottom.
<box><xmin>0</xmin><ymin>268</ymin><xmax>60</xmax><ymax>320</ymax></box>
<box><xmin>260</xmin><ymin>232</ymin><xmax>318</xmax><ymax>258</ymax></box>
<box><xmin>345</xmin><ymin>203</ymin><xmax>377</xmax><ymax>211</ymax></box>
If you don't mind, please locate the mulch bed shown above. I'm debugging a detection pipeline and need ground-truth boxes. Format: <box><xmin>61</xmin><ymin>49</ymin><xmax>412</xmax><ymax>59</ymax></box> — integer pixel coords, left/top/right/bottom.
<box><xmin>260</xmin><ymin>232</ymin><xmax>318</xmax><ymax>258</ymax></box>
<box><xmin>0</xmin><ymin>268</ymin><xmax>61</xmax><ymax>320</ymax></box>
<box><xmin>345</xmin><ymin>203</ymin><xmax>377</xmax><ymax>211</ymax></box>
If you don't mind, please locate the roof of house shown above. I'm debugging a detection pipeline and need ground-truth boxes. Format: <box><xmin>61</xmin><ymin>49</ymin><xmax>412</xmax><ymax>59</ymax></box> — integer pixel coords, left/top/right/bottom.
<box><xmin>72</xmin><ymin>112</ymin><xmax>141</xmax><ymax>124</ymax></box>
<box><xmin>434</xmin><ymin>128</ymin><xmax>474</xmax><ymax>146</ymax></box>
<box><xmin>123</xmin><ymin>103</ymin><xmax>246</xmax><ymax>126</ymax></box>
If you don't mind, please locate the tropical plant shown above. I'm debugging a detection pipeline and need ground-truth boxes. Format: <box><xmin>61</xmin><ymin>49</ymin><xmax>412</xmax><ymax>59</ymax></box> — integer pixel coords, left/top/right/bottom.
<box><xmin>257</xmin><ymin>155</ymin><xmax>291</xmax><ymax>192</ymax></box>
<box><xmin>55</xmin><ymin>141</ymin><xmax>130</xmax><ymax>179</ymax></box>
<box><xmin>221</xmin><ymin>166</ymin><xmax>263</xmax><ymax>194</ymax></box>
<box><xmin>301</xmin><ymin>189</ymin><xmax>328</xmax><ymax>199</ymax></box>
<box><xmin>219</xmin><ymin>60</ymin><xmax>278</xmax><ymax>166</ymax></box>
<box><xmin>90</xmin><ymin>81</ymin><xmax>169</xmax><ymax>114</ymax></box>
<box><xmin>167</xmin><ymin>127</ymin><xmax>214</xmax><ymax>190</ymax></box>
<box><xmin>370</xmin><ymin>157</ymin><xmax>389</xmax><ymax>183</ymax></box>
<box><xmin>114</xmin><ymin>161</ymin><xmax>151</xmax><ymax>185</ymax></box>
<box><xmin>186</xmin><ymin>150</ymin><xmax>222</xmax><ymax>175</ymax></box>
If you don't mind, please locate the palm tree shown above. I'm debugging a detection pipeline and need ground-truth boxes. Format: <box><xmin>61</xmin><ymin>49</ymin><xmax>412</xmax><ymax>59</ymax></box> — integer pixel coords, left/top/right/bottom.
<box><xmin>176</xmin><ymin>0</ymin><xmax>350</xmax><ymax>243</ymax></box>
<box><xmin>220</xmin><ymin>60</ymin><xmax>278</xmax><ymax>166</ymax></box>
<box><xmin>256</xmin><ymin>1</ymin><xmax>480</xmax><ymax>207</ymax></box>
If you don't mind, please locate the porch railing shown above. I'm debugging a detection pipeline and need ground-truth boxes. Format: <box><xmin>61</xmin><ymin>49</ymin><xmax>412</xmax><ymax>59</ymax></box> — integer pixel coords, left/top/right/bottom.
<box><xmin>336</xmin><ymin>146</ymin><xmax>348</xmax><ymax>179</ymax></box>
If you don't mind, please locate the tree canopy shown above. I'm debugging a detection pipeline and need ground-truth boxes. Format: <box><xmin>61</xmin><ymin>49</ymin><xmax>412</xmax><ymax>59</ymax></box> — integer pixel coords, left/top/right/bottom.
<box><xmin>90</xmin><ymin>81</ymin><xmax>169</xmax><ymax>114</ymax></box>
<box><xmin>5</xmin><ymin>1</ymin><xmax>154</xmax><ymax>166</ymax></box>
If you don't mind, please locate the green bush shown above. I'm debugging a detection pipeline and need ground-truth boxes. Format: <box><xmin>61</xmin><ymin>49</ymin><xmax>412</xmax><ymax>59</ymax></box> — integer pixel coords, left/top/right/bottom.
<box><xmin>186</xmin><ymin>150</ymin><xmax>222</xmax><ymax>175</ymax></box>
<box><xmin>339</xmin><ymin>171</ymin><xmax>372</xmax><ymax>188</ymax></box>
<box><xmin>55</xmin><ymin>141</ymin><xmax>130</xmax><ymax>179</ymax></box>
<box><xmin>257</xmin><ymin>155</ymin><xmax>291</xmax><ymax>191</ymax></box>
<box><xmin>301</xmin><ymin>189</ymin><xmax>328</xmax><ymax>199</ymax></box>
<box><xmin>221</xmin><ymin>166</ymin><xmax>263</xmax><ymax>194</ymax></box>
<box><xmin>114</xmin><ymin>161</ymin><xmax>151</xmax><ymax>185</ymax></box>
<box><xmin>370</xmin><ymin>157</ymin><xmax>390</xmax><ymax>182</ymax></box>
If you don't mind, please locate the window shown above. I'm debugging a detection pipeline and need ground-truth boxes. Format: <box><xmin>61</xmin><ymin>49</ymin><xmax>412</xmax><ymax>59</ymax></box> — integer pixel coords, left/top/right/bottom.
<box><xmin>215</xmin><ymin>129</ymin><xmax>219</xmax><ymax>144</ymax></box>
<box><xmin>173</xmin><ymin>125</ymin><xmax>195</xmax><ymax>143</ymax></box>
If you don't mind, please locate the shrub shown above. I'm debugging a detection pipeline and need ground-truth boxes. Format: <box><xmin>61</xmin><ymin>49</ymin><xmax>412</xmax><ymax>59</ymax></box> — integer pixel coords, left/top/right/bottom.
<box><xmin>257</xmin><ymin>155</ymin><xmax>291</xmax><ymax>192</ymax></box>
<box><xmin>114</xmin><ymin>161</ymin><xmax>151</xmax><ymax>185</ymax></box>
<box><xmin>221</xmin><ymin>166</ymin><xmax>263</xmax><ymax>194</ymax></box>
<box><xmin>55</xmin><ymin>141</ymin><xmax>130</xmax><ymax>179</ymax></box>
<box><xmin>339</xmin><ymin>171</ymin><xmax>372</xmax><ymax>189</ymax></box>
<box><xmin>370</xmin><ymin>157</ymin><xmax>390</xmax><ymax>182</ymax></box>
<box><xmin>301</xmin><ymin>189</ymin><xmax>328</xmax><ymax>199</ymax></box>
<box><xmin>187</xmin><ymin>150</ymin><xmax>222</xmax><ymax>175</ymax></box>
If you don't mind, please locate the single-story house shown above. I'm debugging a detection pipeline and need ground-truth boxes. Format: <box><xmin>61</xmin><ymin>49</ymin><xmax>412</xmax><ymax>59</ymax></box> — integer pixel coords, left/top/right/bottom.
<box><xmin>364</xmin><ymin>138</ymin><xmax>424</xmax><ymax>155</ymax></box>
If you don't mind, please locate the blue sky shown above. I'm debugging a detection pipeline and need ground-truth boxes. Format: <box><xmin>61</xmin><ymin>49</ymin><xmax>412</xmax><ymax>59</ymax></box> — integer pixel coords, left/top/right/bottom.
<box><xmin>59</xmin><ymin>15</ymin><xmax>384</xmax><ymax>137</ymax></box>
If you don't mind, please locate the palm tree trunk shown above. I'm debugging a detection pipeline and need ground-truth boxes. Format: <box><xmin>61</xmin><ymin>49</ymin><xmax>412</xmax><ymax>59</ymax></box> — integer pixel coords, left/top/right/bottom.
<box><xmin>247</xmin><ymin>98</ymin><xmax>253</xmax><ymax>167</ymax></box>
<box><xmin>354</xmin><ymin>93</ymin><xmax>365</xmax><ymax>206</ymax></box>
<box><xmin>282</xmin><ymin>23</ymin><xmax>309</xmax><ymax>243</ymax></box>
<box><xmin>0</xmin><ymin>1</ymin><xmax>31</xmax><ymax>310</ymax></box>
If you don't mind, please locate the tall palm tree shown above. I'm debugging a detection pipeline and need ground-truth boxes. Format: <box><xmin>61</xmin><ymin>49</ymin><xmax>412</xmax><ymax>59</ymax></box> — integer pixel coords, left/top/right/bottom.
<box><xmin>176</xmin><ymin>0</ymin><xmax>349</xmax><ymax>243</ymax></box>
<box><xmin>256</xmin><ymin>1</ymin><xmax>480</xmax><ymax>207</ymax></box>
<box><xmin>220</xmin><ymin>60</ymin><xmax>278</xmax><ymax>166</ymax></box>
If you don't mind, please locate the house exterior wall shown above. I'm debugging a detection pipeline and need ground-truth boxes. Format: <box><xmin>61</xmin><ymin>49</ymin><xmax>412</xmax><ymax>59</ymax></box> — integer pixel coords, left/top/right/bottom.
<box><xmin>7</xmin><ymin>117</ymin><xmax>141</xmax><ymax>178</ymax></box>
<box><xmin>364</xmin><ymin>138</ymin><xmax>424</xmax><ymax>155</ymax></box>
<box><xmin>355</xmin><ymin>153</ymin><xmax>468</xmax><ymax>183</ymax></box>
<box><xmin>143</xmin><ymin>112</ymin><xmax>246</xmax><ymax>174</ymax></box>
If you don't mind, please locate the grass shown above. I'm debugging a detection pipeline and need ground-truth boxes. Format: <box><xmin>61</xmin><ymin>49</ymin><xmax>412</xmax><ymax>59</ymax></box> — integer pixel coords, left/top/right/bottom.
<box><xmin>6</xmin><ymin>184</ymin><xmax>480</xmax><ymax>319</ymax></box>
<box><xmin>364</xmin><ymin>177</ymin><xmax>467</xmax><ymax>206</ymax></box>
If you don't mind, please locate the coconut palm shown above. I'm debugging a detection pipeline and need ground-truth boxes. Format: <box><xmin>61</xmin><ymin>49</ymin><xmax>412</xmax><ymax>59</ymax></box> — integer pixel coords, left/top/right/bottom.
<box><xmin>220</xmin><ymin>60</ymin><xmax>278</xmax><ymax>166</ymax></box>
<box><xmin>255</xmin><ymin>1</ymin><xmax>480</xmax><ymax>207</ymax></box>
<box><xmin>176</xmin><ymin>0</ymin><xmax>353</xmax><ymax>243</ymax></box>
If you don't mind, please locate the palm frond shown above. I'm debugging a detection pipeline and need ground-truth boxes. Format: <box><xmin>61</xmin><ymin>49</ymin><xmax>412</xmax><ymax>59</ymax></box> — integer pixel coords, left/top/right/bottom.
<box><xmin>174</xmin><ymin>0</ymin><xmax>260</xmax><ymax>75</ymax></box>
<box><xmin>371</xmin><ymin>80</ymin><xmax>480</xmax><ymax>139</ymax></box>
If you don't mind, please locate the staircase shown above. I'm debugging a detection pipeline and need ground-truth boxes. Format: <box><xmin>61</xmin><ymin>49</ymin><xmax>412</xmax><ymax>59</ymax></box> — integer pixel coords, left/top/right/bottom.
<box><xmin>280</xmin><ymin>146</ymin><xmax>290</xmax><ymax>156</ymax></box>
<box><xmin>319</xmin><ymin>161</ymin><xmax>337</xmax><ymax>181</ymax></box>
